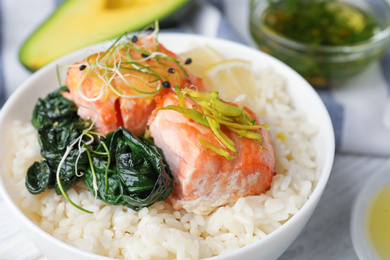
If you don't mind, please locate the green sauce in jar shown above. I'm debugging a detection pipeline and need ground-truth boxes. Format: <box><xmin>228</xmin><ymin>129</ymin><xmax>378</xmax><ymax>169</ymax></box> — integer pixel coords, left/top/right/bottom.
<box><xmin>263</xmin><ymin>0</ymin><xmax>380</xmax><ymax>46</ymax></box>
<box><xmin>249</xmin><ymin>0</ymin><xmax>388</xmax><ymax>88</ymax></box>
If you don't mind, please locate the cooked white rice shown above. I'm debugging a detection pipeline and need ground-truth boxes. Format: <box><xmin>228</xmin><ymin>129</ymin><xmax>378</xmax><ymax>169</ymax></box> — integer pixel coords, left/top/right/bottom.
<box><xmin>5</xmin><ymin>67</ymin><xmax>318</xmax><ymax>259</ymax></box>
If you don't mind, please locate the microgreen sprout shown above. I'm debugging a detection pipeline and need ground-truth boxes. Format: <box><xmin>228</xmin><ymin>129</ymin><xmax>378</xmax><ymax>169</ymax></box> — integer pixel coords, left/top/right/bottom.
<box><xmin>63</xmin><ymin>21</ymin><xmax>190</xmax><ymax>103</ymax></box>
<box><xmin>55</xmin><ymin>118</ymin><xmax>114</xmax><ymax>213</ymax></box>
<box><xmin>55</xmin><ymin>112</ymin><xmax>97</xmax><ymax>213</ymax></box>
<box><xmin>56</xmin><ymin>145</ymin><xmax>93</xmax><ymax>214</ymax></box>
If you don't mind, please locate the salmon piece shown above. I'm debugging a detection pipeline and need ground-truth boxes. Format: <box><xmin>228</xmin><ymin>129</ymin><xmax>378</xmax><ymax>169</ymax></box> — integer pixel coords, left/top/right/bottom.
<box><xmin>65</xmin><ymin>35</ymin><xmax>208</xmax><ymax>135</ymax></box>
<box><xmin>148</xmin><ymin>92</ymin><xmax>276</xmax><ymax>215</ymax></box>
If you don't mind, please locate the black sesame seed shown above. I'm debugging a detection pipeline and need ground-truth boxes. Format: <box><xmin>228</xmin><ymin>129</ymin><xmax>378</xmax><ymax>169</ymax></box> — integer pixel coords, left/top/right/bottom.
<box><xmin>132</xmin><ymin>35</ymin><xmax>138</xmax><ymax>43</ymax></box>
<box><xmin>184</xmin><ymin>58</ymin><xmax>192</xmax><ymax>65</ymax></box>
<box><xmin>162</xmin><ymin>81</ymin><xmax>171</xmax><ymax>88</ymax></box>
<box><xmin>168</xmin><ymin>68</ymin><xmax>175</xmax><ymax>74</ymax></box>
<box><xmin>79</xmin><ymin>64</ymin><xmax>87</xmax><ymax>71</ymax></box>
<box><xmin>99</xmin><ymin>136</ymin><xmax>106</xmax><ymax>142</ymax></box>
<box><xmin>141</xmin><ymin>53</ymin><xmax>149</xmax><ymax>58</ymax></box>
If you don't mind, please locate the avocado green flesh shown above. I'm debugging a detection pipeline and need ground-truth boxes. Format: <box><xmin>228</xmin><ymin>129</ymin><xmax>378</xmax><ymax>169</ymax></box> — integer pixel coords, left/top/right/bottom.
<box><xmin>19</xmin><ymin>0</ymin><xmax>191</xmax><ymax>72</ymax></box>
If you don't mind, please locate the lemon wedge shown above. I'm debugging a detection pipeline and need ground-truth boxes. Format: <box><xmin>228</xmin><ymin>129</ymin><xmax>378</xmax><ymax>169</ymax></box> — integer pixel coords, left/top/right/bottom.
<box><xmin>180</xmin><ymin>45</ymin><xmax>223</xmax><ymax>78</ymax></box>
<box><xmin>203</xmin><ymin>59</ymin><xmax>257</xmax><ymax>100</ymax></box>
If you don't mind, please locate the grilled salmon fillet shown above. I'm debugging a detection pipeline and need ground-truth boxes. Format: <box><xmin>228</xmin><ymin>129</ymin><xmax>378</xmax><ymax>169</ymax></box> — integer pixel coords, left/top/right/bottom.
<box><xmin>148</xmin><ymin>92</ymin><xmax>276</xmax><ymax>215</ymax></box>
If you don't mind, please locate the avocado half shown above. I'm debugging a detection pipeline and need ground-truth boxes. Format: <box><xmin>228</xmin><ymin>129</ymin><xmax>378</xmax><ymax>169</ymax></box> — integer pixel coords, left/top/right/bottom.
<box><xmin>19</xmin><ymin>0</ymin><xmax>193</xmax><ymax>72</ymax></box>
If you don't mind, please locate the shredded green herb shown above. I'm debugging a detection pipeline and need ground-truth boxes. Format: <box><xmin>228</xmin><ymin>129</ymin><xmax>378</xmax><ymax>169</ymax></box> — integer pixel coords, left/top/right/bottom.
<box><xmin>157</xmin><ymin>87</ymin><xmax>268</xmax><ymax>159</ymax></box>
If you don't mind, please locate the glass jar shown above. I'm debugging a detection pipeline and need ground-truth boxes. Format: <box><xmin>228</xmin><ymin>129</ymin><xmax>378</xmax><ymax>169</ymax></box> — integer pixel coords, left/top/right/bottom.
<box><xmin>249</xmin><ymin>0</ymin><xmax>390</xmax><ymax>88</ymax></box>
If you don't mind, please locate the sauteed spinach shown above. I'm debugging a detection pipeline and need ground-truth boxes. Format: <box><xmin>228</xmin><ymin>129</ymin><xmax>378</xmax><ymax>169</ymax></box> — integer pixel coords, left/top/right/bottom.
<box><xmin>26</xmin><ymin>87</ymin><xmax>173</xmax><ymax>212</ymax></box>
<box><xmin>83</xmin><ymin>127</ymin><xmax>173</xmax><ymax>211</ymax></box>
<box><xmin>26</xmin><ymin>87</ymin><xmax>87</xmax><ymax>195</ymax></box>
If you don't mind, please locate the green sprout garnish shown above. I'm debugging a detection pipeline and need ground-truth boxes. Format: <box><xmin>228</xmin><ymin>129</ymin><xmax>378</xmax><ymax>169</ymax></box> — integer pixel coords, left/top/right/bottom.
<box><xmin>157</xmin><ymin>88</ymin><xmax>269</xmax><ymax>159</ymax></box>
<box><xmin>57</xmin><ymin>21</ymin><xmax>191</xmax><ymax>103</ymax></box>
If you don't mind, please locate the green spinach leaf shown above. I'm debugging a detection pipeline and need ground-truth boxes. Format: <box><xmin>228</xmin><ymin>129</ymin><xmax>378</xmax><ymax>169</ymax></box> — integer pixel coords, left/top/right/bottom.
<box><xmin>25</xmin><ymin>160</ymin><xmax>53</xmax><ymax>194</ymax></box>
<box><xmin>83</xmin><ymin>127</ymin><xmax>173</xmax><ymax>211</ymax></box>
<box><xmin>32</xmin><ymin>86</ymin><xmax>78</xmax><ymax>129</ymax></box>
<box><xmin>26</xmin><ymin>88</ymin><xmax>87</xmax><ymax>195</ymax></box>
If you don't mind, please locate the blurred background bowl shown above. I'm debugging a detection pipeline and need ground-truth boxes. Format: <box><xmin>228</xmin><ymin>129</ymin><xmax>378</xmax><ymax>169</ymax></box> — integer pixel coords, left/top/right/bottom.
<box><xmin>351</xmin><ymin>158</ymin><xmax>390</xmax><ymax>260</ymax></box>
<box><xmin>249</xmin><ymin>0</ymin><xmax>390</xmax><ymax>88</ymax></box>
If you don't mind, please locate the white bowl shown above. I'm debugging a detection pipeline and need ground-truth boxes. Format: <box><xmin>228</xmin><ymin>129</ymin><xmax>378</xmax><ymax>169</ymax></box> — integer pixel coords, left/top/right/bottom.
<box><xmin>351</xmin><ymin>157</ymin><xmax>390</xmax><ymax>260</ymax></box>
<box><xmin>0</xmin><ymin>33</ymin><xmax>335</xmax><ymax>260</ymax></box>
